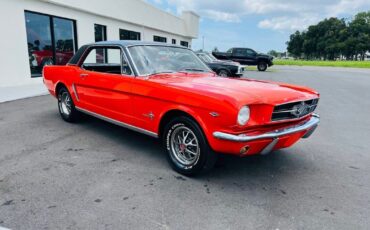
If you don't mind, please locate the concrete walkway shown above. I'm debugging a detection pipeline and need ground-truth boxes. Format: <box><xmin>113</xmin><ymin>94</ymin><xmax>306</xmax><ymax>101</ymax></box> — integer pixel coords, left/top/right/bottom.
<box><xmin>0</xmin><ymin>84</ymin><xmax>48</xmax><ymax>103</ymax></box>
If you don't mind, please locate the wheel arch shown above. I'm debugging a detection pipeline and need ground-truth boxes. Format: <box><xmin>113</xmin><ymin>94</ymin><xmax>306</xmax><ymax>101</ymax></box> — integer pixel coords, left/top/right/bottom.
<box><xmin>55</xmin><ymin>81</ymin><xmax>68</xmax><ymax>96</ymax></box>
<box><xmin>158</xmin><ymin>107</ymin><xmax>210</xmax><ymax>140</ymax></box>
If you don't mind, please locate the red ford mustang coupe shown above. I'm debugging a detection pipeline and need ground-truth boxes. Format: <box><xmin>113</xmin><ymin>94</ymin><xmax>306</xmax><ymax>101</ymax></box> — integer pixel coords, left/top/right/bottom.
<box><xmin>43</xmin><ymin>41</ymin><xmax>320</xmax><ymax>176</ymax></box>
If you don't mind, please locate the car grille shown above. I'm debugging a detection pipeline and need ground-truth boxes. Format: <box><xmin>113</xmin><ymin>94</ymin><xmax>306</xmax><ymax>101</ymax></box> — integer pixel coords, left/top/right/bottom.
<box><xmin>271</xmin><ymin>98</ymin><xmax>319</xmax><ymax>121</ymax></box>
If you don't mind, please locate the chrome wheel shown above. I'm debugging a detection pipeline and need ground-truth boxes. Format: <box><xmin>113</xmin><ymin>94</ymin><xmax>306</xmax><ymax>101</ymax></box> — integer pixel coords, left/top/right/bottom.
<box><xmin>170</xmin><ymin>126</ymin><xmax>200</xmax><ymax>166</ymax></box>
<box><xmin>59</xmin><ymin>91</ymin><xmax>72</xmax><ymax>116</ymax></box>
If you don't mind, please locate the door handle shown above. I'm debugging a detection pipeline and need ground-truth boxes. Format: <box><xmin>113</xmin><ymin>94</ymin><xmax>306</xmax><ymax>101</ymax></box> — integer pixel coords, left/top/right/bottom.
<box><xmin>80</xmin><ymin>73</ymin><xmax>88</xmax><ymax>78</ymax></box>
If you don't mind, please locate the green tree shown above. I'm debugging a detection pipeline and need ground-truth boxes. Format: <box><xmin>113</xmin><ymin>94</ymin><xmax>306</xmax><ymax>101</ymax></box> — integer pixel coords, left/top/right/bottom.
<box><xmin>348</xmin><ymin>11</ymin><xmax>370</xmax><ymax>60</ymax></box>
<box><xmin>286</xmin><ymin>31</ymin><xmax>304</xmax><ymax>58</ymax></box>
<box><xmin>285</xmin><ymin>11</ymin><xmax>370</xmax><ymax>60</ymax></box>
<box><xmin>267</xmin><ymin>50</ymin><xmax>279</xmax><ymax>57</ymax></box>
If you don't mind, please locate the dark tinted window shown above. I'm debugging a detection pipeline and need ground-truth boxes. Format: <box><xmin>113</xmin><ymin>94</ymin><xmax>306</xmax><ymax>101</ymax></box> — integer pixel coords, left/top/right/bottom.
<box><xmin>180</xmin><ymin>41</ymin><xmax>189</xmax><ymax>47</ymax></box>
<box><xmin>172</xmin><ymin>39</ymin><xmax>176</xmax><ymax>44</ymax></box>
<box><xmin>95</xmin><ymin>24</ymin><xmax>107</xmax><ymax>42</ymax></box>
<box><xmin>120</xmin><ymin>29</ymin><xmax>141</xmax><ymax>40</ymax></box>
<box><xmin>246</xmin><ymin>49</ymin><xmax>256</xmax><ymax>55</ymax></box>
<box><xmin>153</xmin><ymin>35</ymin><xmax>167</xmax><ymax>43</ymax></box>
<box><xmin>233</xmin><ymin>48</ymin><xmax>245</xmax><ymax>55</ymax></box>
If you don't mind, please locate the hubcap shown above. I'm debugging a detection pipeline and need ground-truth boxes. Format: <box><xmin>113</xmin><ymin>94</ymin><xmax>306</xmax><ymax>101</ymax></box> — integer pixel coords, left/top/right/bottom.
<box><xmin>59</xmin><ymin>92</ymin><xmax>72</xmax><ymax>116</ymax></box>
<box><xmin>219</xmin><ymin>71</ymin><xmax>228</xmax><ymax>77</ymax></box>
<box><xmin>170</xmin><ymin>126</ymin><xmax>200</xmax><ymax>166</ymax></box>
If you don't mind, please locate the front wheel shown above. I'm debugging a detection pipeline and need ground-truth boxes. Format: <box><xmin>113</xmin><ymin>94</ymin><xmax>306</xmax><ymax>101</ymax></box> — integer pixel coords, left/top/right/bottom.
<box><xmin>163</xmin><ymin>116</ymin><xmax>217</xmax><ymax>176</ymax></box>
<box><xmin>257</xmin><ymin>62</ymin><xmax>268</xmax><ymax>71</ymax></box>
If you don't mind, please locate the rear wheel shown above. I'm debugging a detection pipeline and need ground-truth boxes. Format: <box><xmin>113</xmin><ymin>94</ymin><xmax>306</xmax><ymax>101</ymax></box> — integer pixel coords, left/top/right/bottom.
<box><xmin>163</xmin><ymin>116</ymin><xmax>217</xmax><ymax>176</ymax></box>
<box><xmin>218</xmin><ymin>69</ymin><xmax>230</xmax><ymax>77</ymax></box>
<box><xmin>257</xmin><ymin>61</ymin><xmax>268</xmax><ymax>71</ymax></box>
<box><xmin>57</xmin><ymin>86</ymin><xmax>79</xmax><ymax>122</ymax></box>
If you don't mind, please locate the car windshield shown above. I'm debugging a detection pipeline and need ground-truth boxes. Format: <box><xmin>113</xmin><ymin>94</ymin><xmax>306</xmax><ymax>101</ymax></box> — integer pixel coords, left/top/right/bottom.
<box><xmin>198</xmin><ymin>53</ymin><xmax>213</xmax><ymax>63</ymax></box>
<box><xmin>208</xmin><ymin>53</ymin><xmax>218</xmax><ymax>61</ymax></box>
<box><xmin>199</xmin><ymin>53</ymin><xmax>218</xmax><ymax>62</ymax></box>
<box><xmin>128</xmin><ymin>45</ymin><xmax>211</xmax><ymax>76</ymax></box>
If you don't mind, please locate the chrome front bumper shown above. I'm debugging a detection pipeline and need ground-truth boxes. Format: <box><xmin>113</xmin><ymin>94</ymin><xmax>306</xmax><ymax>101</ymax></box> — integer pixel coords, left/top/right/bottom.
<box><xmin>213</xmin><ymin>114</ymin><xmax>320</xmax><ymax>142</ymax></box>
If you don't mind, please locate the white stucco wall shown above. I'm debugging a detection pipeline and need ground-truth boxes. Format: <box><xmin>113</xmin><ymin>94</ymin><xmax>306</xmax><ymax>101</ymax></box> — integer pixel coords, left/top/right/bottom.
<box><xmin>0</xmin><ymin>0</ymin><xmax>199</xmax><ymax>88</ymax></box>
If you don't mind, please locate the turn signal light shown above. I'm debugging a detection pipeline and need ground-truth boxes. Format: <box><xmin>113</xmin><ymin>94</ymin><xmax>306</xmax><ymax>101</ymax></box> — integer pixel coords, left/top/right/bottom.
<box><xmin>240</xmin><ymin>146</ymin><xmax>250</xmax><ymax>155</ymax></box>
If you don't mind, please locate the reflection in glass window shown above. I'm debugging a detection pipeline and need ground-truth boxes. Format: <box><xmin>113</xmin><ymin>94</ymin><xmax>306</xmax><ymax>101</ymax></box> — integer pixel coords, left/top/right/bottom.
<box><xmin>24</xmin><ymin>11</ymin><xmax>77</xmax><ymax>77</ymax></box>
<box><xmin>53</xmin><ymin>18</ymin><xmax>76</xmax><ymax>65</ymax></box>
<box><xmin>25</xmin><ymin>12</ymin><xmax>52</xmax><ymax>77</ymax></box>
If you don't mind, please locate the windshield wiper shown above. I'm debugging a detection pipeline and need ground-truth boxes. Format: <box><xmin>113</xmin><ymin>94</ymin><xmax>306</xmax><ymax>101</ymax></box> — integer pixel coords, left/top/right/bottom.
<box><xmin>179</xmin><ymin>68</ymin><xmax>209</xmax><ymax>73</ymax></box>
<box><xmin>146</xmin><ymin>70</ymin><xmax>175</xmax><ymax>76</ymax></box>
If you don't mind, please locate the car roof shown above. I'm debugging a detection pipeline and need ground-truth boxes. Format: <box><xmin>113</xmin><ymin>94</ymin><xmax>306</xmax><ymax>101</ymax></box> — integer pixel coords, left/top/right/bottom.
<box><xmin>68</xmin><ymin>41</ymin><xmax>191</xmax><ymax>65</ymax></box>
<box><xmin>89</xmin><ymin>40</ymin><xmax>188</xmax><ymax>49</ymax></box>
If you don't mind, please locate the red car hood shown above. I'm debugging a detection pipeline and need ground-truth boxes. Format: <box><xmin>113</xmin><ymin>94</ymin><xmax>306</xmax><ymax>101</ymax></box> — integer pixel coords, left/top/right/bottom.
<box><xmin>147</xmin><ymin>73</ymin><xmax>319</xmax><ymax>106</ymax></box>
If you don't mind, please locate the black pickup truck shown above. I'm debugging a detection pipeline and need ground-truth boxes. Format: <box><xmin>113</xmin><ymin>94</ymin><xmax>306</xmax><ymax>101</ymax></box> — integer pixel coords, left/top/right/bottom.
<box><xmin>212</xmin><ymin>48</ymin><xmax>273</xmax><ymax>71</ymax></box>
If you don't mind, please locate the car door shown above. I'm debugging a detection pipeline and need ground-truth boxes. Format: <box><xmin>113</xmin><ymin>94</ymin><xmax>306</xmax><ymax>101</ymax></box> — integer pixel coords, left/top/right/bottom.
<box><xmin>231</xmin><ymin>48</ymin><xmax>248</xmax><ymax>64</ymax></box>
<box><xmin>245</xmin><ymin>49</ymin><xmax>257</xmax><ymax>65</ymax></box>
<box><xmin>74</xmin><ymin>46</ymin><xmax>134</xmax><ymax>124</ymax></box>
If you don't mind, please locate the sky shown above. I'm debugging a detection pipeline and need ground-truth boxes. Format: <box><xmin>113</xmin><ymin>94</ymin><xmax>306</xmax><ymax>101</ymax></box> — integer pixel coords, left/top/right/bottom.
<box><xmin>144</xmin><ymin>0</ymin><xmax>370</xmax><ymax>53</ymax></box>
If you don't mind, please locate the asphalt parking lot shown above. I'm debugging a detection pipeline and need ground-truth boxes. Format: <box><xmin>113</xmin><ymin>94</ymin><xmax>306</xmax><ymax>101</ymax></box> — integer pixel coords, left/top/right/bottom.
<box><xmin>1</xmin><ymin>66</ymin><xmax>370</xmax><ymax>230</ymax></box>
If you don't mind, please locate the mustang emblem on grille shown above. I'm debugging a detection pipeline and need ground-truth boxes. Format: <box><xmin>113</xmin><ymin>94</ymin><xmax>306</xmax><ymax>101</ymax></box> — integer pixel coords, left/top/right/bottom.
<box><xmin>291</xmin><ymin>102</ymin><xmax>309</xmax><ymax>117</ymax></box>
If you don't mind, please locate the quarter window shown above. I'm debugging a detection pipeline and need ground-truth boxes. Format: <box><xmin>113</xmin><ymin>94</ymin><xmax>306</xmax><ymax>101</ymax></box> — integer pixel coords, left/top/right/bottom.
<box><xmin>172</xmin><ymin>39</ymin><xmax>176</xmax><ymax>44</ymax></box>
<box><xmin>24</xmin><ymin>11</ymin><xmax>77</xmax><ymax>77</ymax></box>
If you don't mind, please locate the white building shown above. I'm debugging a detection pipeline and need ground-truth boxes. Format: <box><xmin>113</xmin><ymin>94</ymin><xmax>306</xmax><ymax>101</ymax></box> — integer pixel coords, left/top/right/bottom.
<box><xmin>365</xmin><ymin>52</ymin><xmax>370</xmax><ymax>61</ymax></box>
<box><xmin>0</xmin><ymin>0</ymin><xmax>199</xmax><ymax>101</ymax></box>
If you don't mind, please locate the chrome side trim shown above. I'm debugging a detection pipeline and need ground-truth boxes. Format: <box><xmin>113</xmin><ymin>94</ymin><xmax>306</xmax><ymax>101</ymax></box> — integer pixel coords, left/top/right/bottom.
<box><xmin>72</xmin><ymin>83</ymin><xmax>79</xmax><ymax>101</ymax></box>
<box><xmin>75</xmin><ymin>106</ymin><xmax>158</xmax><ymax>138</ymax></box>
<box><xmin>213</xmin><ymin>114</ymin><xmax>320</xmax><ymax>142</ymax></box>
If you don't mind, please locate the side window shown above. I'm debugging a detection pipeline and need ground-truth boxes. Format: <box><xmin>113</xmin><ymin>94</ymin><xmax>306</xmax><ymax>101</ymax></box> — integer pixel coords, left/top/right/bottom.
<box><xmin>234</xmin><ymin>48</ymin><xmax>245</xmax><ymax>56</ymax></box>
<box><xmin>246</xmin><ymin>49</ymin><xmax>256</xmax><ymax>56</ymax></box>
<box><xmin>81</xmin><ymin>47</ymin><xmax>132</xmax><ymax>75</ymax></box>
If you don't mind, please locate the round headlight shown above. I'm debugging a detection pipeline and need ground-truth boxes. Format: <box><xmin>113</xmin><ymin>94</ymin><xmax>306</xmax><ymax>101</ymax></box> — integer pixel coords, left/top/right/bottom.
<box><xmin>237</xmin><ymin>106</ymin><xmax>250</xmax><ymax>126</ymax></box>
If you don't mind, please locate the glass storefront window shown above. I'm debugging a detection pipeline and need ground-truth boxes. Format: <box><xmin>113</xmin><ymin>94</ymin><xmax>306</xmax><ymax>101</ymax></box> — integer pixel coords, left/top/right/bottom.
<box><xmin>24</xmin><ymin>11</ymin><xmax>77</xmax><ymax>77</ymax></box>
<box><xmin>53</xmin><ymin>18</ymin><xmax>76</xmax><ymax>65</ymax></box>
